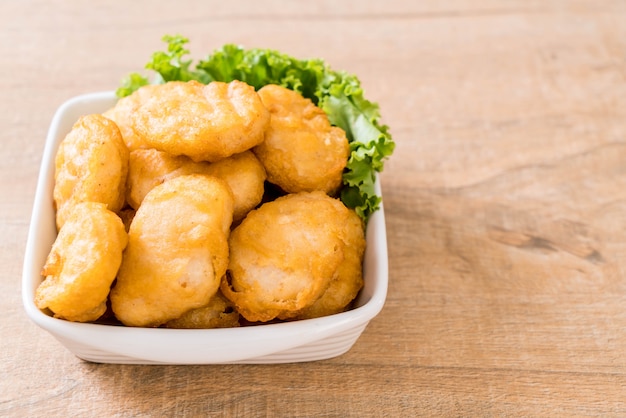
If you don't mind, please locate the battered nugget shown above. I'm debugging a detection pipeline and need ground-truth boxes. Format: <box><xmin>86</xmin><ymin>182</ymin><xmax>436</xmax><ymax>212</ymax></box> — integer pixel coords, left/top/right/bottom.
<box><xmin>103</xmin><ymin>85</ymin><xmax>157</xmax><ymax>151</ymax></box>
<box><xmin>294</xmin><ymin>207</ymin><xmax>365</xmax><ymax>319</ymax></box>
<box><xmin>35</xmin><ymin>202</ymin><xmax>127</xmax><ymax>322</ymax></box>
<box><xmin>129</xmin><ymin>80</ymin><xmax>269</xmax><ymax>162</ymax></box>
<box><xmin>125</xmin><ymin>148</ymin><xmax>195</xmax><ymax>210</ymax></box>
<box><xmin>127</xmin><ymin>149</ymin><xmax>265</xmax><ymax>221</ymax></box>
<box><xmin>53</xmin><ymin>114</ymin><xmax>129</xmax><ymax>230</ymax></box>
<box><xmin>202</xmin><ymin>151</ymin><xmax>266</xmax><ymax>221</ymax></box>
<box><xmin>254</xmin><ymin>84</ymin><xmax>350</xmax><ymax>195</ymax></box>
<box><xmin>110</xmin><ymin>174</ymin><xmax>234</xmax><ymax>327</ymax></box>
<box><xmin>164</xmin><ymin>291</ymin><xmax>240</xmax><ymax>329</ymax></box>
<box><xmin>221</xmin><ymin>191</ymin><xmax>352</xmax><ymax>322</ymax></box>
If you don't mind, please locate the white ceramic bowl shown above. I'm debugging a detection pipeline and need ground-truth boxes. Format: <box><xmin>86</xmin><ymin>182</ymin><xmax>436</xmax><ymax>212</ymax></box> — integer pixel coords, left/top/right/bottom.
<box><xmin>22</xmin><ymin>92</ymin><xmax>388</xmax><ymax>364</ymax></box>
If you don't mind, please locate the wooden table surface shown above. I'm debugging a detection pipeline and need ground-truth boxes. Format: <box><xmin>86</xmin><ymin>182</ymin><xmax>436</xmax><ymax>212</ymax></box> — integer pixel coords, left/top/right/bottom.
<box><xmin>2</xmin><ymin>0</ymin><xmax>625</xmax><ymax>416</ymax></box>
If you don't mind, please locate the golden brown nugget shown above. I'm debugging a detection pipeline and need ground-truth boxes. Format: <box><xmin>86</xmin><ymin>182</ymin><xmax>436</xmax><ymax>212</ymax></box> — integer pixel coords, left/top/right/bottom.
<box><xmin>103</xmin><ymin>86</ymin><xmax>158</xmax><ymax>151</ymax></box>
<box><xmin>127</xmin><ymin>149</ymin><xmax>265</xmax><ymax>221</ymax></box>
<box><xmin>254</xmin><ymin>84</ymin><xmax>350</xmax><ymax>195</ymax></box>
<box><xmin>125</xmin><ymin>148</ymin><xmax>196</xmax><ymax>210</ymax></box>
<box><xmin>110</xmin><ymin>174</ymin><xmax>234</xmax><ymax>327</ymax></box>
<box><xmin>165</xmin><ymin>291</ymin><xmax>240</xmax><ymax>329</ymax></box>
<box><xmin>35</xmin><ymin>202</ymin><xmax>128</xmax><ymax>322</ymax></box>
<box><xmin>221</xmin><ymin>191</ymin><xmax>349</xmax><ymax>322</ymax></box>
<box><xmin>129</xmin><ymin>80</ymin><xmax>269</xmax><ymax>162</ymax></box>
<box><xmin>53</xmin><ymin>114</ymin><xmax>129</xmax><ymax>230</ymax></box>
<box><xmin>294</xmin><ymin>207</ymin><xmax>365</xmax><ymax>319</ymax></box>
<box><xmin>202</xmin><ymin>151</ymin><xmax>266</xmax><ymax>221</ymax></box>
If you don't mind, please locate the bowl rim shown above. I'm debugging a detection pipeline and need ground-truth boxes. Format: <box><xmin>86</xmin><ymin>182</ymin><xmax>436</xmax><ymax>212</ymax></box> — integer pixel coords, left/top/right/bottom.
<box><xmin>21</xmin><ymin>91</ymin><xmax>389</xmax><ymax>364</ymax></box>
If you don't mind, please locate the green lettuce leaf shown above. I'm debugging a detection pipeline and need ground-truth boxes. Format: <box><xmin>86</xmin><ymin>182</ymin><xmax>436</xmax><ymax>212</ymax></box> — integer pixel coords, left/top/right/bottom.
<box><xmin>116</xmin><ymin>35</ymin><xmax>394</xmax><ymax>222</ymax></box>
<box><xmin>115</xmin><ymin>72</ymin><xmax>150</xmax><ymax>98</ymax></box>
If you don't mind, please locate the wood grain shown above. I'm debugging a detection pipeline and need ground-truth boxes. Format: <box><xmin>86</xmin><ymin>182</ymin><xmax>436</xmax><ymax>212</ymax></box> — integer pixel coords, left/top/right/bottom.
<box><xmin>2</xmin><ymin>0</ymin><xmax>625</xmax><ymax>416</ymax></box>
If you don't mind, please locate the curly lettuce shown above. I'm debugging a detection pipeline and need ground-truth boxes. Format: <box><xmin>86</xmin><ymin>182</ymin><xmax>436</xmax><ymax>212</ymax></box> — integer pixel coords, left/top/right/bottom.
<box><xmin>117</xmin><ymin>35</ymin><xmax>394</xmax><ymax>222</ymax></box>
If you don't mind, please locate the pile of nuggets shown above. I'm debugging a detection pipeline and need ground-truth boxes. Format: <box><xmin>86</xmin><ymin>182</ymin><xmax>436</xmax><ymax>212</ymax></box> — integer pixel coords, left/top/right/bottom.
<box><xmin>35</xmin><ymin>80</ymin><xmax>367</xmax><ymax>328</ymax></box>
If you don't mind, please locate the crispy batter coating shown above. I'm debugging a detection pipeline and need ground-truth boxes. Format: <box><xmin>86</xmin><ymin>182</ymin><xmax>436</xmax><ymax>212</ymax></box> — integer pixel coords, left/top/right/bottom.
<box><xmin>202</xmin><ymin>151</ymin><xmax>266</xmax><ymax>221</ymax></box>
<box><xmin>164</xmin><ymin>291</ymin><xmax>240</xmax><ymax>329</ymax></box>
<box><xmin>110</xmin><ymin>174</ymin><xmax>234</xmax><ymax>327</ymax></box>
<box><xmin>127</xmin><ymin>149</ymin><xmax>265</xmax><ymax>221</ymax></box>
<box><xmin>221</xmin><ymin>191</ymin><xmax>352</xmax><ymax>322</ymax></box>
<box><xmin>53</xmin><ymin>114</ymin><xmax>129</xmax><ymax>230</ymax></box>
<box><xmin>129</xmin><ymin>80</ymin><xmax>269</xmax><ymax>162</ymax></box>
<box><xmin>103</xmin><ymin>86</ymin><xmax>157</xmax><ymax>151</ymax></box>
<box><xmin>254</xmin><ymin>84</ymin><xmax>350</xmax><ymax>195</ymax></box>
<box><xmin>125</xmin><ymin>148</ymin><xmax>196</xmax><ymax>210</ymax></box>
<box><xmin>35</xmin><ymin>202</ymin><xmax>128</xmax><ymax>322</ymax></box>
<box><xmin>294</xmin><ymin>207</ymin><xmax>365</xmax><ymax>319</ymax></box>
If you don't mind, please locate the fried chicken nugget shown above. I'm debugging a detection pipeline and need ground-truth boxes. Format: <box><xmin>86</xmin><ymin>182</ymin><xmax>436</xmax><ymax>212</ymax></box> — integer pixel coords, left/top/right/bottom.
<box><xmin>127</xmin><ymin>149</ymin><xmax>265</xmax><ymax>221</ymax></box>
<box><xmin>221</xmin><ymin>191</ymin><xmax>350</xmax><ymax>322</ymax></box>
<box><xmin>202</xmin><ymin>151</ymin><xmax>266</xmax><ymax>221</ymax></box>
<box><xmin>254</xmin><ymin>85</ymin><xmax>350</xmax><ymax>195</ymax></box>
<box><xmin>164</xmin><ymin>291</ymin><xmax>240</xmax><ymax>329</ymax></box>
<box><xmin>110</xmin><ymin>174</ymin><xmax>234</xmax><ymax>327</ymax></box>
<box><xmin>129</xmin><ymin>80</ymin><xmax>269</xmax><ymax>162</ymax></box>
<box><xmin>103</xmin><ymin>85</ymin><xmax>157</xmax><ymax>151</ymax></box>
<box><xmin>35</xmin><ymin>202</ymin><xmax>127</xmax><ymax>322</ymax></box>
<box><xmin>125</xmin><ymin>148</ymin><xmax>194</xmax><ymax>210</ymax></box>
<box><xmin>294</xmin><ymin>207</ymin><xmax>365</xmax><ymax>319</ymax></box>
<box><xmin>53</xmin><ymin>114</ymin><xmax>129</xmax><ymax>230</ymax></box>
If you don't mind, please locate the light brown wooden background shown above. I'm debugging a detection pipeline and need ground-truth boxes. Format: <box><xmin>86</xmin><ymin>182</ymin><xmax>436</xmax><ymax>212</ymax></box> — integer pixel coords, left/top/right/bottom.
<box><xmin>2</xmin><ymin>0</ymin><xmax>625</xmax><ymax>416</ymax></box>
